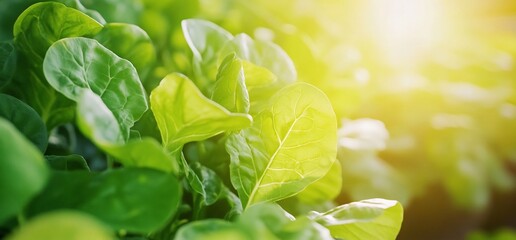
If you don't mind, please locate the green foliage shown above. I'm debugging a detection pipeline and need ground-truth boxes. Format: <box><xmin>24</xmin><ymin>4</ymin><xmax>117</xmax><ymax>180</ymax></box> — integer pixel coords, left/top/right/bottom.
<box><xmin>0</xmin><ymin>2</ymin><xmax>404</xmax><ymax>240</ymax></box>
<box><xmin>0</xmin><ymin>119</ymin><xmax>48</xmax><ymax>224</ymax></box>
<box><xmin>310</xmin><ymin>199</ymin><xmax>404</xmax><ymax>240</ymax></box>
<box><xmin>27</xmin><ymin>168</ymin><xmax>181</xmax><ymax>233</ymax></box>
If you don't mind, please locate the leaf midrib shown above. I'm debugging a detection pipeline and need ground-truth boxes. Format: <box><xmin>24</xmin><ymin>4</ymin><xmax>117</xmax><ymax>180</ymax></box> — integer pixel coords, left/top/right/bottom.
<box><xmin>245</xmin><ymin>104</ymin><xmax>310</xmax><ymax>209</ymax></box>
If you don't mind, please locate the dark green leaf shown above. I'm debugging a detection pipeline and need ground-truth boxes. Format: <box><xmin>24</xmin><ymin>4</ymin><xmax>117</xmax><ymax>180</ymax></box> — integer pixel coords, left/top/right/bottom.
<box><xmin>0</xmin><ymin>42</ymin><xmax>17</xmax><ymax>90</ymax></box>
<box><xmin>0</xmin><ymin>93</ymin><xmax>47</xmax><ymax>152</ymax></box>
<box><xmin>27</xmin><ymin>168</ymin><xmax>182</xmax><ymax>233</ymax></box>
<box><xmin>10</xmin><ymin>2</ymin><xmax>103</xmax><ymax>129</ymax></box>
<box><xmin>44</xmin><ymin>37</ymin><xmax>148</xmax><ymax>141</ymax></box>
<box><xmin>46</xmin><ymin>154</ymin><xmax>90</xmax><ymax>171</ymax></box>
<box><xmin>0</xmin><ymin>118</ymin><xmax>48</xmax><ymax>224</ymax></box>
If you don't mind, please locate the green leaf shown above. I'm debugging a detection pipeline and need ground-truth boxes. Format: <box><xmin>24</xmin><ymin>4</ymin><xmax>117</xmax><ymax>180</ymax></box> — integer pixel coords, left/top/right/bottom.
<box><xmin>0</xmin><ymin>118</ymin><xmax>48</xmax><ymax>224</ymax></box>
<box><xmin>237</xmin><ymin>203</ymin><xmax>332</xmax><ymax>240</ymax></box>
<box><xmin>76</xmin><ymin>91</ymin><xmax>179</xmax><ymax>174</ymax></box>
<box><xmin>46</xmin><ymin>154</ymin><xmax>90</xmax><ymax>171</ymax></box>
<box><xmin>0</xmin><ymin>94</ymin><xmax>48</xmax><ymax>152</ymax></box>
<box><xmin>13</xmin><ymin>2</ymin><xmax>103</xmax><ymax>66</ymax></box>
<box><xmin>175</xmin><ymin>219</ymin><xmax>250</xmax><ymax>240</ymax></box>
<box><xmin>55</xmin><ymin>0</ymin><xmax>107</xmax><ymax>24</ymax></box>
<box><xmin>6</xmin><ymin>211</ymin><xmax>114</xmax><ymax>240</ymax></box>
<box><xmin>310</xmin><ymin>199</ymin><xmax>404</xmax><ymax>240</ymax></box>
<box><xmin>150</xmin><ymin>73</ymin><xmax>252</xmax><ymax>152</ymax></box>
<box><xmin>44</xmin><ymin>37</ymin><xmax>148</xmax><ymax>141</ymax></box>
<box><xmin>94</xmin><ymin>23</ymin><xmax>156</xmax><ymax>79</ymax></box>
<box><xmin>220</xmin><ymin>33</ymin><xmax>297</xmax><ymax>83</ymax></box>
<box><xmin>297</xmin><ymin>160</ymin><xmax>342</xmax><ymax>204</ymax></box>
<box><xmin>211</xmin><ymin>54</ymin><xmax>249</xmax><ymax>113</ymax></box>
<box><xmin>182</xmin><ymin>19</ymin><xmax>233</xmax><ymax>92</ymax></box>
<box><xmin>226</xmin><ymin>83</ymin><xmax>337</xmax><ymax>209</ymax></box>
<box><xmin>241</xmin><ymin>60</ymin><xmax>277</xmax><ymax>89</ymax></box>
<box><xmin>10</xmin><ymin>2</ymin><xmax>103</xmax><ymax>129</ymax></box>
<box><xmin>0</xmin><ymin>42</ymin><xmax>16</xmax><ymax>90</ymax></box>
<box><xmin>27</xmin><ymin>168</ymin><xmax>182</xmax><ymax>233</ymax></box>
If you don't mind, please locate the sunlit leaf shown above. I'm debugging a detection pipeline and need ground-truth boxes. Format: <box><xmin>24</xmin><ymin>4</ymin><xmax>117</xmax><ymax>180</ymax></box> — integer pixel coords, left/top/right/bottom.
<box><xmin>220</xmin><ymin>33</ymin><xmax>297</xmax><ymax>83</ymax></box>
<box><xmin>211</xmin><ymin>53</ymin><xmax>249</xmax><ymax>113</ymax></box>
<box><xmin>310</xmin><ymin>198</ymin><xmax>403</xmax><ymax>240</ymax></box>
<box><xmin>226</xmin><ymin>83</ymin><xmax>337</xmax><ymax>209</ymax></box>
<box><xmin>150</xmin><ymin>73</ymin><xmax>252</xmax><ymax>152</ymax></box>
<box><xmin>182</xmin><ymin>18</ymin><xmax>233</xmax><ymax>92</ymax></box>
<box><xmin>297</xmin><ymin>160</ymin><xmax>342</xmax><ymax>204</ymax></box>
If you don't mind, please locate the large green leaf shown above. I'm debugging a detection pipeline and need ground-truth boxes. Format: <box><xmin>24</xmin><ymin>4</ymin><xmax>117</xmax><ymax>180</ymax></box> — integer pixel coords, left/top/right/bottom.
<box><xmin>6</xmin><ymin>211</ymin><xmax>114</xmax><ymax>240</ymax></box>
<box><xmin>27</xmin><ymin>168</ymin><xmax>182</xmax><ymax>233</ymax></box>
<box><xmin>310</xmin><ymin>199</ymin><xmax>404</xmax><ymax>240</ymax></box>
<box><xmin>10</xmin><ymin>2</ymin><xmax>103</xmax><ymax>129</ymax></box>
<box><xmin>76</xmin><ymin>91</ymin><xmax>179</xmax><ymax>174</ymax></box>
<box><xmin>226</xmin><ymin>83</ymin><xmax>337</xmax><ymax>209</ymax></box>
<box><xmin>211</xmin><ymin>54</ymin><xmax>250</xmax><ymax>113</ymax></box>
<box><xmin>150</xmin><ymin>73</ymin><xmax>252</xmax><ymax>152</ymax></box>
<box><xmin>219</xmin><ymin>33</ymin><xmax>297</xmax><ymax>83</ymax></box>
<box><xmin>0</xmin><ymin>42</ymin><xmax>16</xmax><ymax>90</ymax></box>
<box><xmin>44</xmin><ymin>37</ymin><xmax>148</xmax><ymax>141</ymax></box>
<box><xmin>0</xmin><ymin>94</ymin><xmax>47</xmax><ymax>152</ymax></box>
<box><xmin>94</xmin><ymin>23</ymin><xmax>156</xmax><ymax>79</ymax></box>
<box><xmin>297</xmin><ymin>160</ymin><xmax>342</xmax><ymax>204</ymax></box>
<box><xmin>182</xmin><ymin>19</ymin><xmax>233</xmax><ymax>92</ymax></box>
<box><xmin>0</xmin><ymin>118</ymin><xmax>48</xmax><ymax>224</ymax></box>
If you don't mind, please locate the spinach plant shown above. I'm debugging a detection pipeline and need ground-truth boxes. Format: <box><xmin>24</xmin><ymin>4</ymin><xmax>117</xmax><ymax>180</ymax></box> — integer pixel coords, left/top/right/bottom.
<box><xmin>0</xmin><ymin>2</ymin><xmax>403</xmax><ymax>239</ymax></box>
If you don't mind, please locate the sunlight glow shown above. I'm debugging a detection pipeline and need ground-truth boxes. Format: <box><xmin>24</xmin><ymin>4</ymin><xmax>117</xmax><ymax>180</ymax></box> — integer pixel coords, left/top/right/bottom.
<box><xmin>363</xmin><ymin>0</ymin><xmax>450</xmax><ymax>67</ymax></box>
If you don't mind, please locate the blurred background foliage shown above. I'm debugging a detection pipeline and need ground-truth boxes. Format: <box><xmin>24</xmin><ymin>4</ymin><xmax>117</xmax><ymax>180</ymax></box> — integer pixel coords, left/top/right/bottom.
<box><xmin>2</xmin><ymin>0</ymin><xmax>516</xmax><ymax>239</ymax></box>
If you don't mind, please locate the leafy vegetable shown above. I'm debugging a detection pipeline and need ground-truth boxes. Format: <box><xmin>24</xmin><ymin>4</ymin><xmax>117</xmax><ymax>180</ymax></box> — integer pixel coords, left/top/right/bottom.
<box><xmin>309</xmin><ymin>198</ymin><xmax>404</xmax><ymax>240</ymax></box>
<box><xmin>226</xmin><ymin>82</ymin><xmax>337</xmax><ymax>209</ymax></box>
<box><xmin>150</xmin><ymin>73</ymin><xmax>252</xmax><ymax>152</ymax></box>
<box><xmin>45</xmin><ymin>154</ymin><xmax>90</xmax><ymax>171</ymax></box>
<box><xmin>0</xmin><ymin>93</ymin><xmax>48</xmax><ymax>152</ymax></box>
<box><xmin>0</xmin><ymin>42</ymin><xmax>16</xmax><ymax>90</ymax></box>
<box><xmin>94</xmin><ymin>23</ymin><xmax>156</xmax><ymax>79</ymax></box>
<box><xmin>9</xmin><ymin>2</ymin><xmax>103</xmax><ymax>129</ymax></box>
<box><xmin>0</xmin><ymin>118</ymin><xmax>48</xmax><ymax>224</ymax></box>
<box><xmin>27</xmin><ymin>168</ymin><xmax>181</xmax><ymax>233</ymax></box>
<box><xmin>43</xmin><ymin>37</ymin><xmax>148</xmax><ymax>141</ymax></box>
